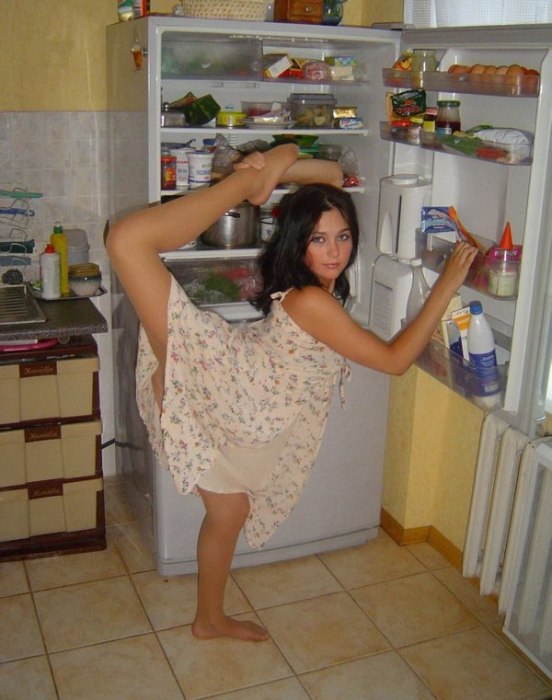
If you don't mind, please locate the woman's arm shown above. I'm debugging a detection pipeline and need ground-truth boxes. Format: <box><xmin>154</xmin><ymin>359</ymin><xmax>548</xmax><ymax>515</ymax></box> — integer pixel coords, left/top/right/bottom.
<box><xmin>283</xmin><ymin>242</ymin><xmax>478</xmax><ymax>375</ymax></box>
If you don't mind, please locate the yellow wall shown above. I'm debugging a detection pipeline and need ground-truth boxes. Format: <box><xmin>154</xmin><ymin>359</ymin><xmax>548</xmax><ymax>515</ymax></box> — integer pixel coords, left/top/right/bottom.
<box><xmin>1</xmin><ymin>0</ymin><xmax>402</xmax><ymax>111</ymax></box>
<box><xmin>382</xmin><ymin>366</ymin><xmax>485</xmax><ymax>550</ymax></box>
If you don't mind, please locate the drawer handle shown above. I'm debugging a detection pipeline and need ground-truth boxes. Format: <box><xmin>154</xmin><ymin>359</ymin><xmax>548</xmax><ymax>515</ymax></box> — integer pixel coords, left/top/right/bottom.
<box><xmin>305</xmin><ymin>4</ymin><xmax>313</xmax><ymax>12</ymax></box>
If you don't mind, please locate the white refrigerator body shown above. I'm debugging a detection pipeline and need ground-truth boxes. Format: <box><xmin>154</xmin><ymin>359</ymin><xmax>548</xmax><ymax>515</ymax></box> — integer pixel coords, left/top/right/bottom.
<box><xmin>107</xmin><ymin>18</ymin><xmax>398</xmax><ymax>574</ymax></box>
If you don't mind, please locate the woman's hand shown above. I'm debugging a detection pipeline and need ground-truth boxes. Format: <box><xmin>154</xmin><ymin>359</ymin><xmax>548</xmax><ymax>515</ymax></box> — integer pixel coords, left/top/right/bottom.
<box><xmin>438</xmin><ymin>242</ymin><xmax>478</xmax><ymax>294</ymax></box>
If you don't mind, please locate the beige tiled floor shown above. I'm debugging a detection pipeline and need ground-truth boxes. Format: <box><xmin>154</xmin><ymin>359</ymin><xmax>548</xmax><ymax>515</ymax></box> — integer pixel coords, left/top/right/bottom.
<box><xmin>1</xmin><ymin>477</ymin><xmax>551</xmax><ymax>700</ymax></box>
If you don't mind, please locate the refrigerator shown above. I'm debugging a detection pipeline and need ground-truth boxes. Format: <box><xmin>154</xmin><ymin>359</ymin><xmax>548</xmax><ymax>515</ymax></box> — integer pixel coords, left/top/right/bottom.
<box><xmin>107</xmin><ymin>16</ymin><xmax>397</xmax><ymax>575</ymax></box>
<box><xmin>106</xmin><ymin>18</ymin><xmax>552</xmax><ymax>616</ymax></box>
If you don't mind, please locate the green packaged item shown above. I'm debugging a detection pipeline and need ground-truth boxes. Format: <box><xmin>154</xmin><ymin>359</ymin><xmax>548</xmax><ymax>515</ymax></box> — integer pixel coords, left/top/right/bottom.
<box><xmin>391</xmin><ymin>89</ymin><xmax>426</xmax><ymax>118</ymax></box>
<box><xmin>183</xmin><ymin>95</ymin><xmax>221</xmax><ymax>126</ymax></box>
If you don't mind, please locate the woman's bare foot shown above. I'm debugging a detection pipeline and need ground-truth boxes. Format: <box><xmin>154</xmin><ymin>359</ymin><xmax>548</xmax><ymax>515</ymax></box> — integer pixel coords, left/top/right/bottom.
<box><xmin>241</xmin><ymin>144</ymin><xmax>300</xmax><ymax>206</ymax></box>
<box><xmin>192</xmin><ymin>615</ymin><xmax>270</xmax><ymax>642</ymax></box>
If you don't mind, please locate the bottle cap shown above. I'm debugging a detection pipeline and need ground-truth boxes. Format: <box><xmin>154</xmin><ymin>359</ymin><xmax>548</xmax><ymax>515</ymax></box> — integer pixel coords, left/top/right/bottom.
<box><xmin>499</xmin><ymin>222</ymin><xmax>513</xmax><ymax>250</ymax></box>
<box><xmin>469</xmin><ymin>300</ymin><xmax>483</xmax><ymax>314</ymax></box>
<box><xmin>53</xmin><ymin>221</ymin><xmax>63</xmax><ymax>234</ymax></box>
<box><xmin>44</xmin><ymin>243</ymin><xmax>56</xmax><ymax>253</ymax></box>
<box><xmin>410</xmin><ymin>258</ymin><xmax>422</xmax><ymax>266</ymax></box>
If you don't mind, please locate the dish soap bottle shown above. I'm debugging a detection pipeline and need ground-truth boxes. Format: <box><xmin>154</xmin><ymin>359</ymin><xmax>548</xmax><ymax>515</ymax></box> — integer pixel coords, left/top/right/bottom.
<box><xmin>40</xmin><ymin>244</ymin><xmax>61</xmax><ymax>300</ymax></box>
<box><xmin>50</xmin><ymin>221</ymin><xmax>69</xmax><ymax>296</ymax></box>
<box><xmin>467</xmin><ymin>300</ymin><xmax>497</xmax><ymax>375</ymax></box>
<box><xmin>406</xmin><ymin>258</ymin><xmax>430</xmax><ymax>323</ymax></box>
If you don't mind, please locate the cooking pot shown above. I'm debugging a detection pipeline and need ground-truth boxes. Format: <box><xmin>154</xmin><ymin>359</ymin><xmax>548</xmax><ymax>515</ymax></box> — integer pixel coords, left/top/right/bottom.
<box><xmin>201</xmin><ymin>202</ymin><xmax>259</xmax><ymax>249</ymax></box>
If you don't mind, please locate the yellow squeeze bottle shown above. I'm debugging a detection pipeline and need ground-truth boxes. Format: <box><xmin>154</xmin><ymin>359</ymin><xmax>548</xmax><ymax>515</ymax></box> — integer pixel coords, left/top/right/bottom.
<box><xmin>50</xmin><ymin>221</ymin><xmax>69</xmax><ymax>295</ymax></box>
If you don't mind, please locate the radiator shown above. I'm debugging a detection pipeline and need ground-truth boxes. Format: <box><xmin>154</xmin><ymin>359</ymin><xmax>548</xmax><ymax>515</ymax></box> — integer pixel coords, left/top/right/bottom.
<box><xmin>463</xmin><ymin>413</ymin><xmax>552</xmax><ymax>678</ymax></box>
<box><xmin>502</xmin><ymin>441</ymin><xmax>552</xmax><ymax>679</ymax></box>
<box><xmin>462</xmin><ymin>413</ymin><xmax>529</xmax><ymax>601</ymax></box>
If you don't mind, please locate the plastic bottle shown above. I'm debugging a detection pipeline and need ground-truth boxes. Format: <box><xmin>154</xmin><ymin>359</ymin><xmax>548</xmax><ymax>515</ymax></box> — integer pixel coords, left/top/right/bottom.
<box><xmin>50</xmin><ymin>222</ymin><xmax>69</xmax><ymax>295</ymax></box>
<box><xmin>40</xmin><ymin>244</ymin><xmax>61</xmax><ymax>300</ymax></box>
<box><xmin>406</xmin><ymin>258</ymin><xmax>431</xmax><ymax>323</ymax></box>
<box><xmin>467</xmin><ymin>301</ymin><xmax>497</xmax><ymax>375</ymax></box>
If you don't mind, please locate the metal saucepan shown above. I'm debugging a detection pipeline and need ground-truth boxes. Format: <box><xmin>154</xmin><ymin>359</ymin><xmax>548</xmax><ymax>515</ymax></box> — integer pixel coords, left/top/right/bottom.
<box><xmin>201</xmin><ymin>202</ymin><xmax>259</xmax><ymax>249</ymax></box>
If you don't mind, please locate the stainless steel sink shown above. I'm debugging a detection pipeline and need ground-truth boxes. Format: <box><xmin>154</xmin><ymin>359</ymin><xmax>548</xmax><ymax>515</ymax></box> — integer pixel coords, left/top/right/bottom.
<box><xmin>0</xmin><ymin>284</ymin><xmax>46</xmax><ymax>326</ymax></box>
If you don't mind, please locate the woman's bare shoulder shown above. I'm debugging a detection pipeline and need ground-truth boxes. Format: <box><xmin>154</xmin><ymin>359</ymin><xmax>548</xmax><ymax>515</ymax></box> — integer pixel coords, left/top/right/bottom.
<box><xmin>282</xmin><ymin>286</ymin><xmax>351</xmax><ymax>332</ymax></box>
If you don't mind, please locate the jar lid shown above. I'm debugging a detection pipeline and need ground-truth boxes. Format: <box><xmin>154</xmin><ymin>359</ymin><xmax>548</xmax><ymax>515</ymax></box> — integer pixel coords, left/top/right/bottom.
<box><xmin>437</xmin><ymin>100</ymin><xmax>461</xmax><ymax>106</ymax></box>
<box><xmin>69</xmin><ymin>263</ymin><xmax>101</xmax><ymax>278</ymax></box>
<box><xmin>424</xmin><ymin>107</ymin><xmax>438</xmax><ymax>116</ymax></box>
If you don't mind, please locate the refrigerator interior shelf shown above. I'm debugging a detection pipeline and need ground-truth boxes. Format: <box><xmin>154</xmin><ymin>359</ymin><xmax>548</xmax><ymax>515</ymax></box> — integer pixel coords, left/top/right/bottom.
<box><xmin>160</xmin><ymin>126</ymin><xmax>369</xmax><ymax>136</ymax></box>
<box><xmin>161</xmin><ymin>184</ymin><xmax>365</xmax><ymax>200</ymax></box>
<box><xmin>382</xmin><ymin>68</ymin><xmax>540</xmax><ymax>97</ymax></box>
<box><xmin>380</xmin><ymin>122</ymin><xmax>533</xmax><ymax>166</ymax></box>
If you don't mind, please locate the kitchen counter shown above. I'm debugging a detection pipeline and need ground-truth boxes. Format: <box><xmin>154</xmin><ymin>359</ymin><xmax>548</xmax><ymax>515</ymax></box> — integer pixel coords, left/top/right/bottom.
<box><xmin>0</xmin><ymin>295</ymin><xmax>108</xmax><ymax>343</ymax></box>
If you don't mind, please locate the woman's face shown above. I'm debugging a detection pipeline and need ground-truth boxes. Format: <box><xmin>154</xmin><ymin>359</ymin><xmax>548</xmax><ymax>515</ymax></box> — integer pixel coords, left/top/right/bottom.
<box><xmin>304</xmin><ymin>208</ymin><xmax>353</xmax><ymax>294</ymax></box>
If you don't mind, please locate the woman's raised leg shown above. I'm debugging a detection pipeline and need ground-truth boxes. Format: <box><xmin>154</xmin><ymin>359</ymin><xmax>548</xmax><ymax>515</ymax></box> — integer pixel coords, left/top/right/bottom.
<box><xmin>192</xmin><ymin>488</ymin><xmax>270</xmax><ymax>642</ymax></box>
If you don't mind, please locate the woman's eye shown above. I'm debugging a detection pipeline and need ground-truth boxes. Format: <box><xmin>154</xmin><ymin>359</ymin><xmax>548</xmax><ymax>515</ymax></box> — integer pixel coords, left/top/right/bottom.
<box><xmin>338</xmin><ymin>232</ymin><xmax>351</xmax><ymax>242</ymax></box>
<box><xmin>309</xmin><ymin>235</ymin><xmax>325</xmax><ymax>245</ymax></box>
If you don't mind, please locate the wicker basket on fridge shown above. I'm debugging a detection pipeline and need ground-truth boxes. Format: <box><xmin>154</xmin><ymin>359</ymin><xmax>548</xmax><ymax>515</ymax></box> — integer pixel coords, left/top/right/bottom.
<box><xmin>180</xmin><ymin>0</ymin><xmax>270</xmax><ymax>21</ymax></box>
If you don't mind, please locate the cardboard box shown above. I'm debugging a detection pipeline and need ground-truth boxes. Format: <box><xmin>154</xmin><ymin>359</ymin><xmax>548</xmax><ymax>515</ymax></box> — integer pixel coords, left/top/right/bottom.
<box><xmin>0</xmin><ymin>476</ymin><xmax>103</xmax><ymax>542</ymax></box>
<box><xmin>0</xmin><ymin>350</ymin><xmax>99</xmax><ymax>427</ymax></box>
<box><xmin>0</xmin><ymin>419</ymin><xmax>102</xmax><ymax>487</ymax></box>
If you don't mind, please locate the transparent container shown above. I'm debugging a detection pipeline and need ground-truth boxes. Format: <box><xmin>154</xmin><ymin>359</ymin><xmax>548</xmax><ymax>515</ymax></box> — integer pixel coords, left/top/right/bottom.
<box><xmin>436</xmin><ymin>100</ymin><xmax>461</xmax><ymax>136</ymax></box>
<box><xmin>288</xmin><ymin>94</ymin><xmax>337</xmax><ymax>128</ymax></box>
<box><xmin>487</xmin><ymin>250</ymin><xmax>520</xmax><ymax>298</ymax></box>
<box><xmin>411</xmin><ymin>50</ymin><xmax>437</xmax><ymax>73</ymax></box>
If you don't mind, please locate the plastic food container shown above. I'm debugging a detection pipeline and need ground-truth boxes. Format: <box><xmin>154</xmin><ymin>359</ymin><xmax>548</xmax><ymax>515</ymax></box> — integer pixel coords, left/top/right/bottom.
<box><xmin>68</xmin><ymin>264</ymin><xmax>102</xmax><ymax>297</ymax></box>
<box><xmin>216</xmin><ymin>111</ymin><xmax>246</xmax><ymax>127</ymax></box>
<box><xmin>288</xmin><ymin>94</ymin><xmax>337</xmax><ymax>128</ymax></box>
<box><xmin>241</xmin><ymin>101</ymin><xmax>274</xmax><ymax>117</ymax></box>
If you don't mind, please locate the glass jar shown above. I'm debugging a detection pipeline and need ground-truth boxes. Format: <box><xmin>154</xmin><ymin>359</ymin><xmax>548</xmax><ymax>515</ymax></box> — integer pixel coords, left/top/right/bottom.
<box><xmin>322</xmin><ymin>0</ymin><xmax>346</xmax><ymax>25</ymax></box>
<box><xmin>436</xmin><ymin>100</ymin><xmax>461</xmax><ymax>136</ymax></box>
<box><xmin>411</xmin><ymin>49</ymin><xmax>437</xmax><ymax>73</ymax></box>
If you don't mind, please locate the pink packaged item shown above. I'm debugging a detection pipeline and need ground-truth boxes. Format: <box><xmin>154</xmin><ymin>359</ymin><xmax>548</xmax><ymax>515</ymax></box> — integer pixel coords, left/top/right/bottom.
<box><xmin>303</xmin><ymin>61</ymin><xmax>332</xmax><ymax>81</ymax></box>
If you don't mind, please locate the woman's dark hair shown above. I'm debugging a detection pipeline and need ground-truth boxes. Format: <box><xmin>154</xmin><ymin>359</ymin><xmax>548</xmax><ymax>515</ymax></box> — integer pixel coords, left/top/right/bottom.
<box><xmin>251</xmin><ymin>184</ymin><xmax>359</xmax><ymax>316</ymax></box>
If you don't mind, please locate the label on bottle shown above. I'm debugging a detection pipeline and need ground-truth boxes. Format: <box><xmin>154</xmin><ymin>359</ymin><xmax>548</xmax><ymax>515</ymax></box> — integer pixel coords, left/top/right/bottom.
<box><xmin>469</xmin><ymin>350</ymin><xmax>499</xmax><ymax>396</ymax></box>
<box><xmin>469</xmin><ymin>349</ymin><xmax>497</xmax><ymax>373</ymax></box>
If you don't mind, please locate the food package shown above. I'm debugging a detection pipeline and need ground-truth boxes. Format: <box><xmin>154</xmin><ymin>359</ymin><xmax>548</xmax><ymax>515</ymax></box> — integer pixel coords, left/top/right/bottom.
<box><xmin>390</xmin><ymin>89</ymin><xmax>426</xmax><ymax>118</ymax></box>
<box><xmin>471</xmin><ymin>127</ymin><xmax>533</xmax><ymax>162</ymax></box>
<box><xmin>263</xmin><ymin>54</ymin><xmax>292</xmax><ymax>79</ymax></box>
<box><xmin>183</xmin><ymin>94</ymin><xmax>221</xmax><ymax>126</ymax></box>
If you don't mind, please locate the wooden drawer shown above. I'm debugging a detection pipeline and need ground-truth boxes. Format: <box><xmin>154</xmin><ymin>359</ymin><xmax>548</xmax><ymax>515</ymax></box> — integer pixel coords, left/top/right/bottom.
<box><xmin>274</xmin><ymin>0</ymin><xmax>323</xmax><ymax>24</ymax></box>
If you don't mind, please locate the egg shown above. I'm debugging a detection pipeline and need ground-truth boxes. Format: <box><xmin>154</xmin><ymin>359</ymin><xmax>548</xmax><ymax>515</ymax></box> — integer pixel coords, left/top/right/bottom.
<box><xmin>496</xmin><ymin>66</ymin><xmax>509</xmax><ymax>75</ymax></box>
<box><xmin>448</xmin><ymin>64</ymin><xmax>469</xmax><ymax>74</ymax></box>
<box><xmin>506</xmin><ymin>64</ymin><xmax>525</xmax><ymax>76</ymax></box>
<box><xmin>469</xmin><ymin>64</ymin><xmax>487</xmax><ymax>80</ymax></box>
<box><xmin>484</xmin><ymin>65</ymin><xmax>497</xmax><ymax>74</ymax></box>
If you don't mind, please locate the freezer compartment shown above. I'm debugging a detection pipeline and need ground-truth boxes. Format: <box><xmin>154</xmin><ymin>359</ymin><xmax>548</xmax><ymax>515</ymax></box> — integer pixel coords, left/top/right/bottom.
<box><xmin>161</xmin><ymin>33</ymin><xmax>262</xmax><ymax>81</ymax></box>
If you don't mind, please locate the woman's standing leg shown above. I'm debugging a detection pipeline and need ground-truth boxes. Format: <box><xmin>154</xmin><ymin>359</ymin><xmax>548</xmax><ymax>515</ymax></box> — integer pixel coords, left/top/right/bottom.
<box><xmin>192</xmin><ymin>488</ymin><xmax>269</xmax><ymax>641</ymax></box>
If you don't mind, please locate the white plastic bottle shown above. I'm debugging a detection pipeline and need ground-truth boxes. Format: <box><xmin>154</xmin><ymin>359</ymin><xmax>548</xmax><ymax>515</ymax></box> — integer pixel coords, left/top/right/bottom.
<box><xmin>406</xmin><ymin>258</ymin><xmax>430</xmax><ymax>323</ymax></box>
<box><xmin>40</xmin><ymin>244</ymin><xmax>61</xmax><ymax>300</ymax></box>
<box><xmin>467</xmin><ymin>300</ymin><xmax>497</xmax><ymax>375</ymax></box>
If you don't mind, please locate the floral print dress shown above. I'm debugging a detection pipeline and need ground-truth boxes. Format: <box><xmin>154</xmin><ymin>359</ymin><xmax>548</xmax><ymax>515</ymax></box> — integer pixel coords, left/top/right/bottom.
<box><xmin>136</xmin><ymin>275</ymin><xmax>349</xmax><ymax>549</ymax></box>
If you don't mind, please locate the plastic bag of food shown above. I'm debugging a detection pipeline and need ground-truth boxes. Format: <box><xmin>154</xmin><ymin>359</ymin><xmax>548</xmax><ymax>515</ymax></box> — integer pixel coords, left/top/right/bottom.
<box><xmin>390</xmin><ymin>89</ymin><xmax>426</xmax><ymax>118</ymax></box>
<box><xmin>470</xmin><ymin>127</ymin><xmax>533</xmax><ymax>162</ymax></box>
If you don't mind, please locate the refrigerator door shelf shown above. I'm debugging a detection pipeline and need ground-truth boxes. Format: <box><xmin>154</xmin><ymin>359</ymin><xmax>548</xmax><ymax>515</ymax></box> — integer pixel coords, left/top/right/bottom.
<box><xmin>382</xmin><ymin>68</ymin><xmax>540</xmax><ymax>98</ymax></box>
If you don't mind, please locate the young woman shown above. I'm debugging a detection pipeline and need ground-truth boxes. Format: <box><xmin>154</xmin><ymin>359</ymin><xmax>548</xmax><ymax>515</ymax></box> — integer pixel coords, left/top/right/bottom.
<box><xmin>107</xmin><ymin>143</ymin><xmax>476</xmax><ymax>643</ymax></box>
